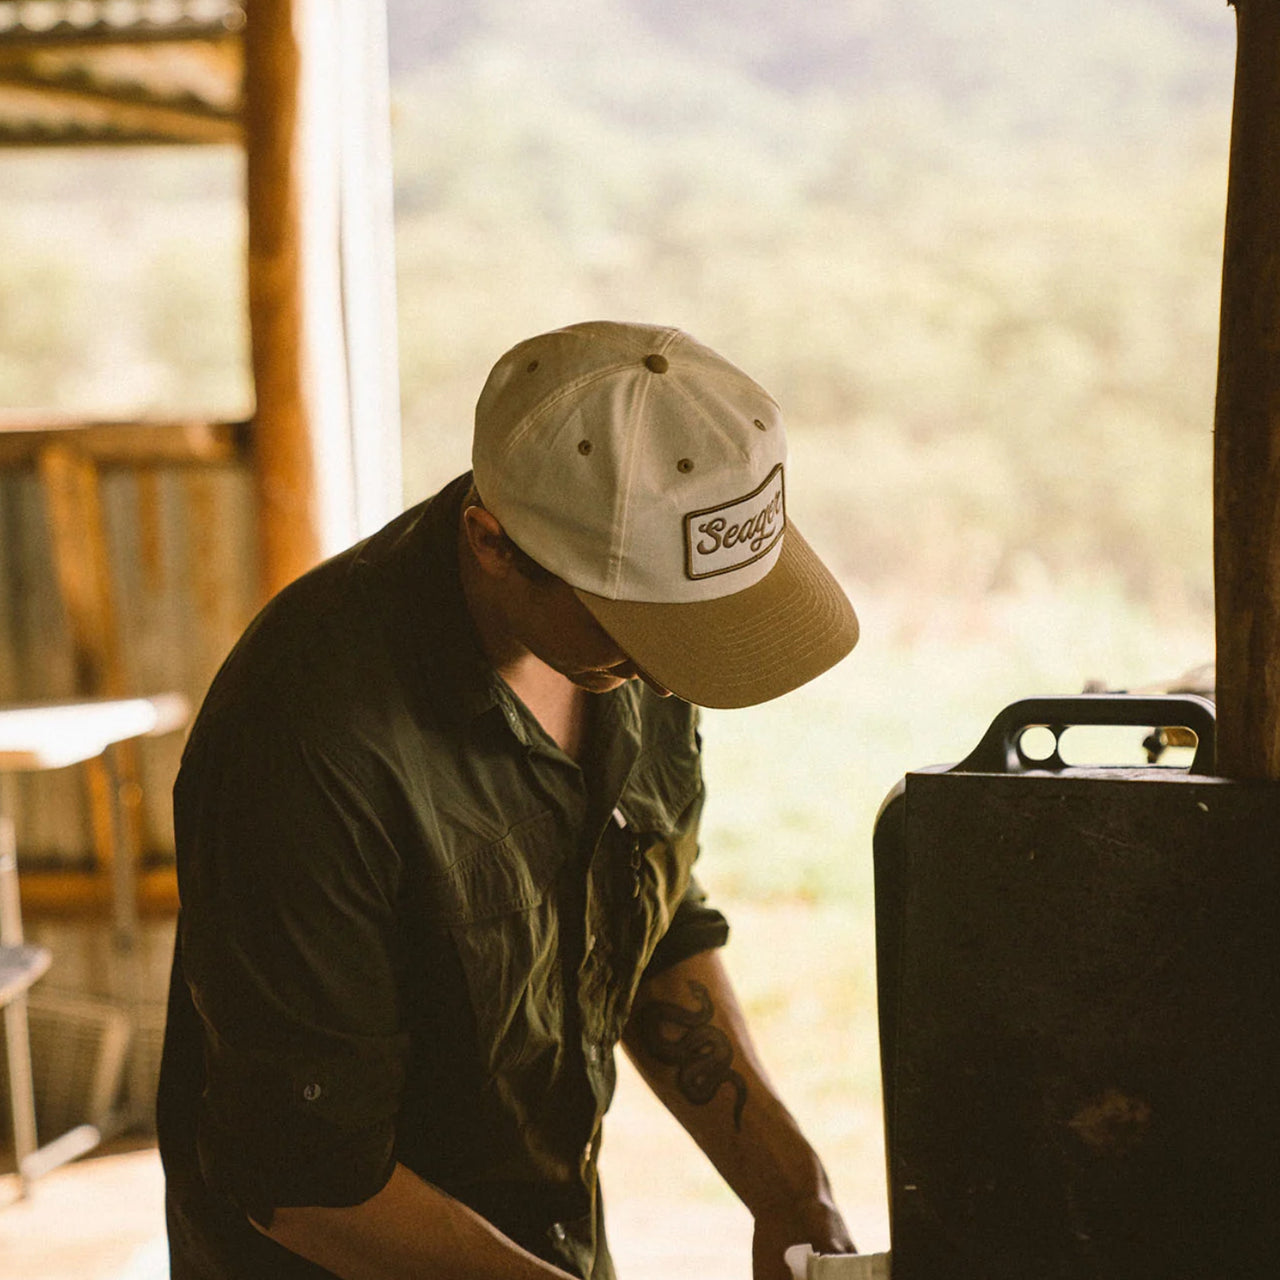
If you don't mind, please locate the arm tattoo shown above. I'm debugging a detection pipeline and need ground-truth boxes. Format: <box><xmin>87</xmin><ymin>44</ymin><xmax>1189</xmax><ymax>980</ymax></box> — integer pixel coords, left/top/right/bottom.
<box><xmin>633</xmin><ymin>979</ymin><xmax>748</xmax><ymax>1131</ymax></box>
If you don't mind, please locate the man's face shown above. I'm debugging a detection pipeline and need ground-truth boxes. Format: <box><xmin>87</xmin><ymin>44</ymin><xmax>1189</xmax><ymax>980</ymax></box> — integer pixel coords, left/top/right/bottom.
<box><xmin>515</xmin><ymin>575</ymin><xmax>668</xmax><ymax>696</ymax></box>
<box><xmin>459</xmin><ymin>500</ymin><xmax>671</xmax><ymax>696</ymax></box>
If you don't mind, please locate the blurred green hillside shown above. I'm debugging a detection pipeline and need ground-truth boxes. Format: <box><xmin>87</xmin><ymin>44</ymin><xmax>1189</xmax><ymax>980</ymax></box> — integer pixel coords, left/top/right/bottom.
<box><xmin>0</xmin><ymin>0</ymin><xmax>1238</xmax><ymax>621</ymax></box>
<box><xmin>385</xmin><ymin>0</ymin><xmax>1231</xmax><ymax>624</ymax></box>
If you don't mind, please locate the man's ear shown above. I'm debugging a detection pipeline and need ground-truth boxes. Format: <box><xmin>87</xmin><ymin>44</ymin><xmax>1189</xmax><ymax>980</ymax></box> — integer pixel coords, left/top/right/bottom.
<box><xmin>461</xmin><ymin>504</ymin><xmax>515</xmax><ymax>578</ymax></box>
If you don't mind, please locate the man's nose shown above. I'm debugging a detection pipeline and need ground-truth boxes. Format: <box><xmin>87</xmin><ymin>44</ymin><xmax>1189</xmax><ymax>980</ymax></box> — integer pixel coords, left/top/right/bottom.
<box><xmin>639</xmin><ymin>673</ymin><xmax>673</xmax><ymax>697</ymax></box>
<box><xmin>624</xmin><ymin>661</ymin><xmax>671</xmax><ymax>698</ymax></box>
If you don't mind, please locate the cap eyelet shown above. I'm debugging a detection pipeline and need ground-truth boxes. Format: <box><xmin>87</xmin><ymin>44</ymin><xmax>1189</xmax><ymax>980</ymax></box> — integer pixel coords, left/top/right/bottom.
<box><xmin>527</xmin><ymin>360</ymin><xmax>540</xmax><ymax>373</ymax></box>
<box><xmin>677</xmin><ymin>458</ymin><xmax>694</xmax><ymax>474</ymax></box>
<box><xmin>754</xmin><ymin>418</ymin><xmax>768</xmax><ymax>431</ymax></box>
<box><xmin>578</xmin><ymin>440</ymin><xmax>593</xmax><ymax>456</ymax></box>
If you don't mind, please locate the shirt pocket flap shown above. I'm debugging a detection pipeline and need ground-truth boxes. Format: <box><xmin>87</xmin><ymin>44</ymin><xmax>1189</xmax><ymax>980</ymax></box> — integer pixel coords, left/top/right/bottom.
<box><xmin>426</xmin><ymin>809</ymin><xmax>563</xmax><ymax>925</ymax></box>
<box><xmin>617</xmin><ymin>749</ymin><xmax>702</xmax><ymax>838</ymax></box>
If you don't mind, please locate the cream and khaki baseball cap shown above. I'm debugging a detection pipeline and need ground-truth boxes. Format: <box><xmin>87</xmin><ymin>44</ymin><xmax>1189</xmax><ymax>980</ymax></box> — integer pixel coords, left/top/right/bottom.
<box><xmin>472</xmin><ymin>321</ymin><xmax>858</xmax><ymax>708</ymax></box>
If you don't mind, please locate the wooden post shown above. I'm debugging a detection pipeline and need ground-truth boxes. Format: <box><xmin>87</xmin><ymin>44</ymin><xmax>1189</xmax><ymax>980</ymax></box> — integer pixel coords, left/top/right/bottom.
<box><xmin>1214</xmin><ymin>0</ymin><xmax>1280</xmax><ymax>779</ymax></box>
<box><xmin>242</xmin><ymin>0</ymin><xmax>357</xmax><ymax>600</ymax></box>
<box><xmin>36</xmin><ymin>445</ymin><xmax>149</xmax><ymax>909</ymax></box>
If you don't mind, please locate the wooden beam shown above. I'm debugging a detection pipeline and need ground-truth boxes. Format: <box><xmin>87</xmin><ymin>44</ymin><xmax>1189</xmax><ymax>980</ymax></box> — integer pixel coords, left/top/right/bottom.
<box><xmin>35</xmin><ymin>447</ymin><xmax>152</xmax><ymax>897</ymax></box>
<box><xmin>243</xmin><ymin>0</ymin><xmax>356</xmax><ymax>600</ymax></box>
<box><xmin>0</xmin><ymin>126</ymin><xmax>220</xmax><ymax>147</ymax></box>
<box><xmin>0</xmin><ymin>36</ymin><xmax>241</xmax><ymax>70</ymax></box>
<box><xmin>1214</xmin><ymin>0</ymin><xmax>1280</xmax><ymax>779</ymax></box>
<box><xmin>16</xmin><ymin>866</ymin><xmax>179</xmax><ymax>918</ymax></box>
<box><xmin>37</xmin><ymin>446</ymin><xmax>125</xmax><ymax>698</ymax></box>
<box><xmin>0</xmin><ymin>77</ymin><xmax>241</xmax><ymax>144</ymax></box>
<box><xmin>0</xmin><ymin>418</ymin><xmax>249</xmax><ymax>468</ymax></box>
<box><xmin>0</xmin><ymin>13</ymin><xmax>244</xmax><ymax>50</ymax></box>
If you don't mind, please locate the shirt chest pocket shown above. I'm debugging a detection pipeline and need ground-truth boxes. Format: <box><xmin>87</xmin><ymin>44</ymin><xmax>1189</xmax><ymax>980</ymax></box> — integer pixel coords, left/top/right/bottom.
<box><xmin>598</xmin><ymin>752</ymin><xmax>705</xmax><ymax>1015</ymax></box>
<box><xmin>621</xmin><ymin>812</ymin><xmax>698</xmax><ymax>949</ymax></box>
<box><xmin>626</xmin><ymin>738</ymin><xmax>702</xmax><ymax>894</ymax></box>
<box><xmin>423</xmin><ymin>810</ymin><xmax>567</xmax><ymax>1081</ymax></box>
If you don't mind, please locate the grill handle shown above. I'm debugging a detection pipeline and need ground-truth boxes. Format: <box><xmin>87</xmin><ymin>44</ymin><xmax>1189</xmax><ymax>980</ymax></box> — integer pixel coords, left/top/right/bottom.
<box><xmin>953</xmin><ymin>693</ymin><xmax>1217</xmax><ymax>776</ymax></box>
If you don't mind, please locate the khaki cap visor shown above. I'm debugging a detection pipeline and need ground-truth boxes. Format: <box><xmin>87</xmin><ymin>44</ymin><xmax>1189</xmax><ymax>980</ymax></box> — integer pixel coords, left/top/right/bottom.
<box><xmin>574</xmin><ymin>523</ymin><xmax>859</xmax><ymax>709</ymax></box>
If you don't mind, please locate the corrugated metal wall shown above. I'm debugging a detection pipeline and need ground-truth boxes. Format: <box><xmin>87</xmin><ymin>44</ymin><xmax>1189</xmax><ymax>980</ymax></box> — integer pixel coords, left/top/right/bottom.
<box><xmin>0</xmin><ymin>455</ymin><xmax>260</xmax><ymax>1133</ymax></box>
<box><xmin>0</xmin><ymin>461</ymin><xmax>258</xmax><ymax>869</ymax></box>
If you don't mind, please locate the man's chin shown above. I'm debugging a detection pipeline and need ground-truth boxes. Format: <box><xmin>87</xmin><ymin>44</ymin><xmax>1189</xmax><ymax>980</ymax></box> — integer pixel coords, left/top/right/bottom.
<box><xmin>567</xmin><ymin>670</ymin><xmax>632</xmax><ymax>694</ymax></box>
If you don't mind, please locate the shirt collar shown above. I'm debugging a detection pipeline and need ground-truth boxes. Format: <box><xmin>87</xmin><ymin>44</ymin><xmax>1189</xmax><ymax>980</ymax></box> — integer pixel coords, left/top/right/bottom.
<box><xmin>385</xmin><ymin>472</ymin><xmax>506</xmax><ymax>728</ymax></box>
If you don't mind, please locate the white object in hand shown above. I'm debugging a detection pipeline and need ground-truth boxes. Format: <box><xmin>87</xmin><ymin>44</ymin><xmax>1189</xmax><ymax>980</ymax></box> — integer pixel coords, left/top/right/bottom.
<box><xmin>783</xmin><ymin>1244</ymin><xmax>891</xmax><ymax>1279</ymax></box>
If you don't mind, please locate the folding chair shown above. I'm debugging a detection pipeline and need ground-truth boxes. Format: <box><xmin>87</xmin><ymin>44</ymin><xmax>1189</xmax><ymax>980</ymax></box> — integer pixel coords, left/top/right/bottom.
<box><xmin>0</xmin><ymin>817</ymin><xmax>99</xmax><ymax>1198</ymax></box>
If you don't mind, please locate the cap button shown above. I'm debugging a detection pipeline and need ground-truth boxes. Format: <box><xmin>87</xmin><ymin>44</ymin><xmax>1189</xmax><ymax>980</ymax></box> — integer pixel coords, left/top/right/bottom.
<box><xmin>644</xmin><ymin>353</ymin><xmax>669</xmax><ymax>374</ymax></box>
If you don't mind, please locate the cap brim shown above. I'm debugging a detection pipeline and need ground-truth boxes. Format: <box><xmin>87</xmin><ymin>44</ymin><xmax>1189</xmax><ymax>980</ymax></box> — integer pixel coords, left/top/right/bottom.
<box><xmin>574</xmin><ymin>523</ymin><xmax>859</xmax><ymax>709</ymax></box>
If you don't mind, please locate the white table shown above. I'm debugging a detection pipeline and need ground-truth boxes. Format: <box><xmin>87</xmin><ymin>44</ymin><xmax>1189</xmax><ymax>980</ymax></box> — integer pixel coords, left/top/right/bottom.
<box><xmin>0</xmin><ymin>694</ymin><xmax>190</xmax><ymax>768</ymax></box>
<box><xmin>0</xmin><ymin>694</ymin><xmax>188</xmax><ymax>1195</ymax></box>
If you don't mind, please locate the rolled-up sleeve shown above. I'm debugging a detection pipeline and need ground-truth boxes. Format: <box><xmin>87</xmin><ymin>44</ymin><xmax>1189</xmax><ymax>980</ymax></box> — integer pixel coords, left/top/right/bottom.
<box><xmin>642</xmin><ymin>874</ymin><xmax>730</xmax><ymax>979</ymax></box>
<box><xmin>175</xmin><ymin>716</ymin><xmax>409</xmax><ymax>1224</ymax></box>
<box><xmin>636</xmin><ymin>708</ymin><xmax>730</xmax><ymax>980</ymax></box>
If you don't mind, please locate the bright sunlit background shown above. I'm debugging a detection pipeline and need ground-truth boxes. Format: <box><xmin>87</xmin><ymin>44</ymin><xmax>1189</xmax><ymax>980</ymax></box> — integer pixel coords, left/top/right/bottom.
<box><xmin>0</xmin><ymin>0</ymin><xmax>1237</xmax><ymax>1272</ymax></box>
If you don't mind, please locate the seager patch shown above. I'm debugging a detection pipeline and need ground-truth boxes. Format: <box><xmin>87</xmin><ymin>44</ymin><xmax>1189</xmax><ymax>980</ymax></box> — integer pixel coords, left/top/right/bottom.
<box><xmin>684</xmin><ymin>464</ymin><xmax>786</xmax><ymax>581</ymax></box>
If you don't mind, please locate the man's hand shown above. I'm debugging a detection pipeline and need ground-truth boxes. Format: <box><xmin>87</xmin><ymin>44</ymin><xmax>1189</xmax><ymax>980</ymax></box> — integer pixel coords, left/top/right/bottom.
<box><xmin>752</xmin><ymin>1196</ymin><xmax>856</xmax><ymax>1280</ymax></box>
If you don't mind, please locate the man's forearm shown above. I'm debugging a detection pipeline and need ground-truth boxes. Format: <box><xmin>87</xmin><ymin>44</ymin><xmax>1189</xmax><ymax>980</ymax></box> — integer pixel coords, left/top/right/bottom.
<box><xmin>621</xmin><ymin>948</ymin><xmax>849</xmax><ymax>1229</ymax></box>
<box><xmin>255</xmin><ymin>1162</ymin><xmax>570</xmax><ymax>1280</ymax></box>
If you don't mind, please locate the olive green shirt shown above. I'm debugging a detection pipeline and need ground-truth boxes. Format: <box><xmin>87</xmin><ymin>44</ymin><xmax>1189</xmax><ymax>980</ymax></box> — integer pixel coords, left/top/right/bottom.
<box><xmin>157</xmin><ymin>474</ymin><xmax>729</xmax><ymax>1279</ymax></box>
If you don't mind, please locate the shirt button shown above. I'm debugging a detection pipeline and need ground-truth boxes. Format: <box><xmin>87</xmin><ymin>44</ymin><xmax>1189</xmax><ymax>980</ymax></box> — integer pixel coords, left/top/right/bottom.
<box><xmin>302</xmin><ymin>1082</ymin><xmax>322</xmax><ymax>1102</ymax></box>
<box><xmin>550</xmin><ymin>1222</ymin><xmax>567</xmax><ymax>1244</ymax></box>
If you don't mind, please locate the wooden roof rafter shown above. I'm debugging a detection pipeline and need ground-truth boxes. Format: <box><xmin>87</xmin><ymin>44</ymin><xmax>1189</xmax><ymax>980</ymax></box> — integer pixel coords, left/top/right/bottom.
<box><xmin>0</xmin><ymin>0</ymin><xmax>244</xmax><ymax>48</ymax></box>
<box><xmin>0</xmin><ymin>0</ymin><xmax>242</xmax><ymax>146</ymax></box>
<box><xmin>0</xmin><ymin>71</ymin><xmax>239</xmax><ymax>143</ymax></box>
<box><xmin>0</xmin><ymin>415</ymin><xmax>252</xmax><ymax>467</ymax></box>
<box><xmin>0</xmin><ymin>118</ymin><xmax>222</xmax><ymax>144</ymax></box>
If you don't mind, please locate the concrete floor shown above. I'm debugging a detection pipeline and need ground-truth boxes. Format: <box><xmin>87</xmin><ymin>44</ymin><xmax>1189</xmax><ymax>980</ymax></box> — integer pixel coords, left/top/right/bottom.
<box><xmin>0</xmin><ymin>1145</ymin><xmax>167</xmax><ymax>1280</ymax></box>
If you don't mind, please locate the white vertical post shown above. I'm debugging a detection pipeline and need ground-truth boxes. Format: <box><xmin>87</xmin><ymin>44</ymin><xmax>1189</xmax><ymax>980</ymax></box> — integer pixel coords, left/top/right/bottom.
<box><xmin>339</xmin><ymin>0</ymin><xmax>404</xmax><ymax>534</ymax></box>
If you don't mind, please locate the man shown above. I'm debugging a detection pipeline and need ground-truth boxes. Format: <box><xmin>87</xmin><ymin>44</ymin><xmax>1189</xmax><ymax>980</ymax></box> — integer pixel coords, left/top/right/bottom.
<box><xmin>157</xmin><ymin>321</ymin><xmax>861</xmax><ymax>1279</ymax></box>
